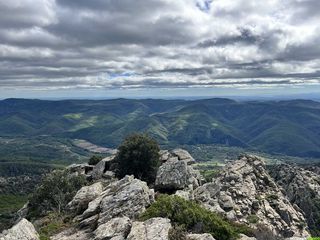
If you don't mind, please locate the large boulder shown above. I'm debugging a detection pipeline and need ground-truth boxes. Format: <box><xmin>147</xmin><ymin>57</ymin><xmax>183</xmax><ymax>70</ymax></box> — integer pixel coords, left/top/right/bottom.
<box><xmin>195</xmin><ymin>155</ymin><xmax>309</xmax><ymax>238</ymax></box>
<box><xmin>127</xmin><ymin>218</ymin><xmax>171</xmax><ymax>240</ymax></box>
<box><xmin>94</xmin><ymin>217</ymin><xmax>131</xmax><ymax>240</ymax></box>
<box><xmin>155</xmin><ymin>158</ymin><xmax>200</xmax><ymax>191</ymax></box>
<box><xmin>0</xmin><ymin>218</ymin><xmax>39</xmax><ymax>240</ymax></box>
<box><xmin>98</xmin><ymin>176</ymin><xmax>154</xmax><ymax>224</ymax></box>
<box><xmin>60</xmin><ymin>176</ymin><xmax>154</xmax><ymax>237</ymax></box>
<box><xmin>171</xmin><ymin>148</ymin><xmax>196</xmax><ymax>165</ymax></box>
<box><xmin>67</xmin><ymin>182</ymin><xmax>103</xmax><ymax>213</ymax></box>
<box><xmin>72</xmin><ymin>175</ymin><xmax>154</xmax><ymax>230</ymax></box>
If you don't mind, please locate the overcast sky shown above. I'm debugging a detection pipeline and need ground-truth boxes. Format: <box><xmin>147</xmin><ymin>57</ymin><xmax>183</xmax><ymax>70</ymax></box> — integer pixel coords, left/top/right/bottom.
<box><xmin>1</xmin><ymin>0</ymin><xmax>320</xmax><ymax>99</ymax></box>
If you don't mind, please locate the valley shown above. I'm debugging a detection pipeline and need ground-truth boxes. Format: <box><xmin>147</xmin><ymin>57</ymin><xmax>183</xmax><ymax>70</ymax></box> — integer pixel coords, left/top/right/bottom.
<box><xmin>1</xmin><ymin>98</ymin><xmax>320</xmax><ymax>160</ymax></box>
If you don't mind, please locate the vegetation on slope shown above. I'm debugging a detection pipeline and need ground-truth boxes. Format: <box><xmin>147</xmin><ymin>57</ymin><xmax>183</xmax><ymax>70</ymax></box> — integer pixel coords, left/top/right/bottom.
<box><xmin>0</xmin><ymin>194</ymin><xmax>28</xmax><ymax>231</ymax></box>
<box><xmin>1</xmin><ymin>98</ymin><xmax>320</xmax><ymax>158</ymax></box>
<box><xmin>140</xmin><ymin>195</ymin><xmax>252</xmax><ymax>240</ymax></box>
<box><xmin>27</xmin><ymin>170</ymin><xmax>86</xmax><ymax>219</ymax></box>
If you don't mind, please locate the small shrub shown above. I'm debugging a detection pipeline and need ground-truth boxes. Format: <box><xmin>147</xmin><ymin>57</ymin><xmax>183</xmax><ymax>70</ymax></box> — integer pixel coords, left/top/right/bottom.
<box><xmin>140</xmin><ymin>195</ymin><xmax>252</xmax><ymax>240</ymax></box>
<box><xmin>88</xmin><ymin>155</ymin><xmax>103</xmax><ymax>165</ymax></box>
<box><xmin>247</xmin><ymin>214</ymin><xmax>259</xmax><ymax>224</ymax></box>
<box><xmin>115</xmin><ymin>133</ymin><xmax>160</xmax><ymax>184</ymax></box>
<box><xmin>201</xmin><ymin>169</ymin><xmax>219</xmax><ymax>182</ymax></box>
<box><xmin>297</xmin><ymin>220</ymin><xmax>306</xmax><ymax>230</ymax></box>
<box><xmin>28</xmin><ymin>170</ymin><xmax>86</xmax><ymax>219</ymax></box>
<box><xmin>266</xmin><ymin>194</ymin><xmax>279</xmax><ymax>201</ymax></box>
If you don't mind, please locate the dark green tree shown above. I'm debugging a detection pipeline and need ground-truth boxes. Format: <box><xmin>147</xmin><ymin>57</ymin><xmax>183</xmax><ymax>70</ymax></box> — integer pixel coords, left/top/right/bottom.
<box><xmin>88</xmin><ymin>155</ymin><xmax>103</xmax><ymax>165</ymax></box>
<box><xmin>115</xmin><ymin>133</ymin><xmax>160</xmax><ymax>184</ymax></box>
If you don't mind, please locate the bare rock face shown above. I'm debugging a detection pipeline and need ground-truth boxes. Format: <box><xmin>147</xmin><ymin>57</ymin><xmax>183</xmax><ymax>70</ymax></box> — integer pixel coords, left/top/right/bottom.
<box><xmin>155</xmin><ymin>158</ymin><xmax>200</xmax><ymax>191</ymax></box>
<box><xmin>91</xmin><ymin>156</ymin><xmax>116</xmax><ymax>180</ymax></box>
<box><xmin>194</xmin><ymin>155</ymin><xmax>309</xmax><ymax>238</ymax></box>
<box><xmin>98</xmin><ymin>176</ymin><xmax>154</xmax><ymax>224</ymax></box>
<box><xmin>127</xmin><ymin>218</ymin><xmax>171</xmax><ymax>240</ymax></box>
<box><xmin>67</xmin><ymin>182</ymin><xmax>104</xmax><ymax>213</ymax></box>
<box><xmin>159</xmin><ymin>149</ymin><xmax>196</xmax><ymax>165</ymax></box>
<box><xmin>0</xmin><ymin>218</ymin><xmax>39</xmax><ymax>240</ymax></box>
<box><xmin>186</xmin><ymin>233</ymin><xmax>216</xmax><ymax>240</ymax></box>
<box><xmin>94</xmin><ymin>217</ymin><xmax>131</xmax><ymax>240</ymax></box>
<box><xmin>269</xmin><ymin>164</ymin><xmax>320</xmax><ymax>236</ymax></box>
<box><xmin>159</xmin><ymin>150</ymin><xmax>172</xmax><ymax>163</ymax></box>
<box><xmin>68</xmin><ymin>175</ymin><xmax>154</xmax><ymax>230</ymax></box>
<box><xmin>238</xmin><ymin>234</ymin><xmax>257</xmax><ymax>240</ymax></box>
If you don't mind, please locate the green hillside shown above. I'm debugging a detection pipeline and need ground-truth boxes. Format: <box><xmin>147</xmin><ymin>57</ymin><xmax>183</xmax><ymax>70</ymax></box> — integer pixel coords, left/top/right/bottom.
<box><xmin>0</xmin><ymin>98</ymin><xmax>320</xmax><ymax>158</ymax></box>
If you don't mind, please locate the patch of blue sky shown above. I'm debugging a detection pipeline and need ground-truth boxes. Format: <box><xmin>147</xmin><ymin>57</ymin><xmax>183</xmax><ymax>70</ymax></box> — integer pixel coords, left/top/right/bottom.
<box><xmin>196</xmin><ymin>0</ymin><xmax>213</xmax><ymax>12</ymax></box>
<box><xmin>108</xmin><ymin>72</ymin><xmax>136</xmax><ymax>79</ymax></box>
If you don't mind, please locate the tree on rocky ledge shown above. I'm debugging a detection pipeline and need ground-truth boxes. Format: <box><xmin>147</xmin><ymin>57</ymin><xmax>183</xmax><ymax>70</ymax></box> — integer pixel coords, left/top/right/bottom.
<box><xmin>115</xmin><ymin>133</ymin><xmax>160</xmax><ymax>184</ymax></box>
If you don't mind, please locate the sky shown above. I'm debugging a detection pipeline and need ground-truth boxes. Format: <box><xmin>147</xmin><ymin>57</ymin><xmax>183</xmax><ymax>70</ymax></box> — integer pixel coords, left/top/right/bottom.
<box><xmin>1</xmin><ymin>0</ymin><xmax>320</xmax><ymax>99</ymax></box>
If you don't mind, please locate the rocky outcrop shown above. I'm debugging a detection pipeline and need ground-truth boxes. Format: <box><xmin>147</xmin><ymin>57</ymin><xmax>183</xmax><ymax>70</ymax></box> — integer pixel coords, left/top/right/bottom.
<box><xmin>67</xmin><ymin>182</ymin><xmax>104</xmax><ymax>213</ymax></box>
<box><xmin>94</xmin><ymin>217</ymin><xmax>131</xmax><ymax>240</ymax></box>
<box><xmin>67</xmin><ymin>163</ymin><xmax>93</xmax><ymax>177</ymax></box>
<box><xmin>127</xmin><ymin>218</ymin><xmax>171</xmax><ymax>240</ymax></box>
<box><xmin>71</xmin><ymin>175</ymin><xmax>154</xmax><ymax>227</ymax></box>
<box><xmin>171</xmin><ymin>148</ymin><xmax>196</xmax><ymax>165</ymax></box>
<box><xmin>91</xmin><ymin>156</ymin><xmax>116</xmax><ymax>180</ymax></box>
<box><xmin>67</xmin><ymin>154</ymin><xmax>116</xmax><ymax>181</ymax></box>
<box><xmin>53</xmin><ymin>175</ymin><xmax>155</xmax><ymax>239</ymax></box>
<box><xmin>194</xmin><ymin>155</ymin><xmax>309</xmax><ymax>238</ymax></box>
<box><xmin>97</xmin><ymin>176</ymin><xmax>154</xmax><ymax>224</ymax></box>
<box><xmin>269</xmin><ymin>164</ymin><xmax>320</xmax><ymax>236</ymax></box>
<box><xmin>155</xmin><ymin>158</ymin><xmax>200</xmax><ymax>191</ymax></box>
<box><xmin>0</xmin><ymin>218</ymin><xmax>39</xmax><ymax>240</ymax></box>
<box><xmin>159</xmin><ymin>148</ymin><xmax>196</xmax><ymax>165</ymax></box>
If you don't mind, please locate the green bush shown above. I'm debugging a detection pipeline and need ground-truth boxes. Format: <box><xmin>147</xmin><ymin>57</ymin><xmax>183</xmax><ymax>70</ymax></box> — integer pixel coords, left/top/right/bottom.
<box><xmin>28</xmin><ymin>170</ymin><xmax>86</xmax><ymax>219</ymax></box>
<box><xmin>88</xmin><ymin>155</ymin><xmax>103</xmax><ymax>165</ymax></box>
<box><xmin>266</xmin><ymin>194</ymin><xmax>279</xmax><ymax>201</ymax></box>
<box><xmin>247</xmin><ymin>214</ymin><xmax>259</xmax><ymax>224</ymax></box>
<box><xmin>201</xmin><ymin>169</ymin><xmax>219</xmax><ymax>182</ymax></box>
<box><xmin>0</xmin><ymin>194</ymin><xmax>28</xmax><ymax>231</ymax></box>
<box><xmin>115</xmin><ymin>133</ymin><xmax>160</xmax><ymax>184</ymax></box>
<box><xmin>140</xmin><ymin>195</ymin><xmax>252</xmax><ymax>240</ymax></box>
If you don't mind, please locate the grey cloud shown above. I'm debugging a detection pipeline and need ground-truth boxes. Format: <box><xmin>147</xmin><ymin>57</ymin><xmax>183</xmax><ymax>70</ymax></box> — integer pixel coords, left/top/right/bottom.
<box><xmin>0</xmin><ymin>0</ymin><xmax>320</xmax><ymax>92</ymax></box>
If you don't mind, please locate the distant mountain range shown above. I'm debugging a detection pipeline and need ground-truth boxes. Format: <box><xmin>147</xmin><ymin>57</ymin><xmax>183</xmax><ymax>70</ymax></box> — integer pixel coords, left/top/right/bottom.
<box><xmin>1</xmin><ymin>98</ymin><xmax>320</xmax><ymax>158</ymax></box>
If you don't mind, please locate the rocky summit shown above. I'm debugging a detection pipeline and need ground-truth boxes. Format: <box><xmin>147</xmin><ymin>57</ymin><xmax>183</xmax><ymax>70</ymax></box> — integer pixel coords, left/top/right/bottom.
<box><xmin>269</xmin><ymin>164</ymin><xmax>320</xmax><ymax>236</ymax></box>
<box><xmin>1</xmin><ymin>149</ymin><xmax>318</xmax><ymax>240</ymax></box>
<box><xmin>194</xmin><ymin>155</ymin><xmax>309</xmax><ymax>238</ymax></box>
